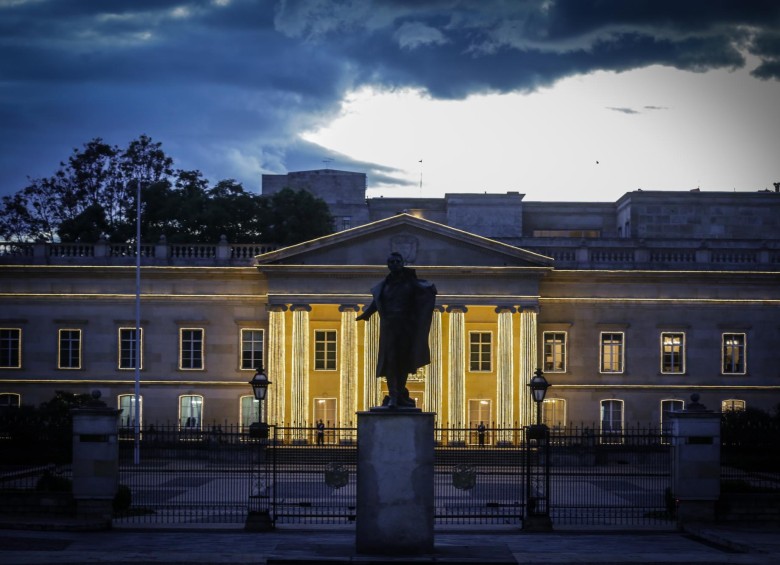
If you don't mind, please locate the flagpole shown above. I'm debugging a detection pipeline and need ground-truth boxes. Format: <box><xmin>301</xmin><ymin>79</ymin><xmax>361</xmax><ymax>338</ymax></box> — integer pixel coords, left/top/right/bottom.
<box><xmin>134</xmin><ymin>178</ymin><xmax>141</xmax><ymax>465</ymax></box>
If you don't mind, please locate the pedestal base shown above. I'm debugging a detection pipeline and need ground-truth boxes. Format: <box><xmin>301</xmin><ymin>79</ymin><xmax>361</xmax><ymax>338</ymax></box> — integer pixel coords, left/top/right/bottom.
<box><xmin>356</xmin><ymin>411</ymin><xmax>434</xmax><ymax>555</ymax></box>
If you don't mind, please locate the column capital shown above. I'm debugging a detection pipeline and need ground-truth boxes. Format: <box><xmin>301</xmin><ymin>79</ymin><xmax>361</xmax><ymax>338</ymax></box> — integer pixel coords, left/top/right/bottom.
<box><xmin>445</xmin><ymin>305</ymin><xmax>468</xmax><ymax>313</ymax></box>
<box><xmin>495</xmin><ymin>305</ymin><xmax>517</xmax><ymax>314</ymax></box>
<box><xmin>433</xmin><ymin>305</ymin><xmax>446</xmax><ymax>313</ymax></box>
<box><xmin>266</xmin><ymin>304</ymin><xmax>288</xmax><ymax>313</ymax></box>
<box><xmin>339</xmin><ymin>304</ymin><xmax>361</xmax><ymax>313</ymax></box>
<box><xmin>290</xmin><ymin>304</ymin><xmax>312</xmax><ymax>312</ymax></box>
<box><xmin>520</xmin><ymin>305</ymin><xmax>540</xmax><ymax>314</ymax></box>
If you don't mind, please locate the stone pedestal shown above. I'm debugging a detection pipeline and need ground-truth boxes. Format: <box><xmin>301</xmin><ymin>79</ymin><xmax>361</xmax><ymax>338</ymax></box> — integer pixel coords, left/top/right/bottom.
<box><xmin>356</xmin><ymin>411</ymin><xmax>434</xmax><ymax>555</ymax></box>
<box><xmin>670</xmin><ymin>396</ymin><xmax>721</xmax><ymax>525</ymax></box>
<box><xmin>71</xmin><ymin>402</ymin><xmax>121</xmax><ymax>527</ymax></box>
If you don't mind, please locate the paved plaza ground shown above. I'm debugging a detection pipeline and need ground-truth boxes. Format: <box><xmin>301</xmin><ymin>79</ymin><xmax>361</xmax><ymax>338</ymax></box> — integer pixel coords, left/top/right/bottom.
<box><xmin>1</xmin><ymin>522</ymin><xmax>779</xmax><ymax>564</ymax></box>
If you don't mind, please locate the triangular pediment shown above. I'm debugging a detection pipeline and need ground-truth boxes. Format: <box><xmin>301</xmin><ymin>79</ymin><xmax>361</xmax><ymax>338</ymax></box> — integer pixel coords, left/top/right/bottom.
<box><xmin>255</xmin><ymin>214</ymin><xmax>552</xmax><ymax>268</ymax></box>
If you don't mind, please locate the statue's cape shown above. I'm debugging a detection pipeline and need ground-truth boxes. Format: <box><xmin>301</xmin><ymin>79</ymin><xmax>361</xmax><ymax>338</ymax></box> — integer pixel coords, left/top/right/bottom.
<box><xmin>370</xmin><ymin>267</ymin><xmax>437</xmax><ymax>377</ymax></box>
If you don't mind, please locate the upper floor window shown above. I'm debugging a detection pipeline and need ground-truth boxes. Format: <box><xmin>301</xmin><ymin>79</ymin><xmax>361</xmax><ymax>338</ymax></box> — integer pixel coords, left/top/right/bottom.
<box><xmin>722</xmin><ymin>399</ymin><xmax>746</xmax><ymax>412</ymax></box>
<box><xmin>600</xmin><ymin>399</ymin><xmax>624</xmax><ymax>444</ymax></box>
<box><xmin>543</xmin><ymin>331</ymin><xmax>566</xmax><ymax>372</ymax></box>
<box><xmin>469</xmin><ymin>331</ymin><xmax>492</xmax><ymax>372</ymax></box>
<box><xmin>0</xmin><ymin>393</ymin><xmax>20</xmax><ymax>408</ymax></box>
<box><xmin>722</xmin><ymin>333</ymin><xmax>746</xmax><ymax>375</ymax></box>
<box><xmin>314</xmin><ymin>330</ymin><xmax>337</xmax><ymax>371</ymax></box>
<box><xmin>660</xmin><ymin>332</ymin><xmax>685</xmax><ymax>374</ymax></box>
<box><xmin>58</xmin><ymin>329</ymin><xmax>82</xmax><ymax>370</ymax></box>
<box><xmin>240</xmin><ymin>329</ymin><xmax>264</xmax><ymax>371</ymax></box>
<box><xmin>0</xmin><ymin>328</ymin><xmax>21</xmax><ymax>369</ymax></box>
<box><xmin>599</xmin><ymin>332</ymin><xmax>624</xmax><ymax>373</ymax></box>
<box><xmin>180</xmin><ymin>328</ymin><xmax>204</xmax><ymax>370</ymax></box>
<box><xmin>118</xmin><ymin>328</ymin><xmax>143</xmax><ymax>370</ymax></box>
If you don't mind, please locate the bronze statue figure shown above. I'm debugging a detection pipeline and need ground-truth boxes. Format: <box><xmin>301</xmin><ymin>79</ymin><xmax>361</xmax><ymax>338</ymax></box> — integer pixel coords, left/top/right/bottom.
<box><xmin>357</xmin><ymin>252</ymin><xmax>437</xmax><ymax>409</ymax></box>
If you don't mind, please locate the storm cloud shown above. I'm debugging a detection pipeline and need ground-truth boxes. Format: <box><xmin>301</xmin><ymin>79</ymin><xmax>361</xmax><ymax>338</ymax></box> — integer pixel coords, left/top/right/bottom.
<box><xmin>1</xmin><ymin>0</ymin><xmax>778</xmax><ymax>195</ymax></box>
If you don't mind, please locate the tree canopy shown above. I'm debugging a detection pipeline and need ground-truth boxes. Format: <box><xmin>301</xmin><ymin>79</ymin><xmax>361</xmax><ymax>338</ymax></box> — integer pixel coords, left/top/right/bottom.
<box><xmin>0</xmin><ymin>136</ymin><xmax>333</xmax><ymax>245</ymax></box>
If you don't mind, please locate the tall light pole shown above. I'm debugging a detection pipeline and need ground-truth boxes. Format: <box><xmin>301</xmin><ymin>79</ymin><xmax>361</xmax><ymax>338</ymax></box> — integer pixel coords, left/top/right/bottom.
<box><xmin>133</xmin><ymin>178</ymin><xmax>141</xmax><ymax>465</ymax></box>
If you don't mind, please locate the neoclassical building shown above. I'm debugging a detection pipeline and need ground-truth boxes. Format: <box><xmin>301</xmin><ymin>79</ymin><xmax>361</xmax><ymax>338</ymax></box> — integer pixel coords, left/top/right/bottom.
<box><xmin>2</xmin><ymin>177</ymin><xmax>779</xmax><ymax>442</ymax></box>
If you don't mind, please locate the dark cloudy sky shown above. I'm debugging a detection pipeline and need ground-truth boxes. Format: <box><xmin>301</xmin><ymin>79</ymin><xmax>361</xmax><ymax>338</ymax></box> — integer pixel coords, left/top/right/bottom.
<box><xmin>1</xmin><ymin>0</ymin><xmax>779</xmax><ymax>201</ymax></box>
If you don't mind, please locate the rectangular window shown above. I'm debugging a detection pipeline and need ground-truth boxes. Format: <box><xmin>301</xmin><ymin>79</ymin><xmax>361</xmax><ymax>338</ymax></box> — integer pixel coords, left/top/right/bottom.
<box><xmin>241</xmin><ymin>396</ymin><xmax>259</xmax><ymax>432</ymax></box>
<box><xmin>240</xmin><ymin>329</ymin><xmax>264</xmax><ymax>371</ymax></box>
<box><xmin>543</xmin><ymin>332</ymin><xmax>566</xmax><ymax>372</ymax></box>
<box><xmin>468</xmin><ymin>399</ymin><xmax>492</xmax><ymax>446</ymax></box>
<box><xmin>542</xmin><ymin>398</ymin><xmax>566</xmax><ymax>429</ymax></box>
<box><xmin>600</xmin><ymin>399</ymin><xmax>624</xmax><ymax>444</ymax></box>
<box><xmin>118</xmin><ymin>394</ymin><xmax>143</xmax><ymax>429</ymax></box>
<box><xmin>722</xmin><ymin>333</ymin><xmax>746</xmax><ymax>374</ymax></box>
<box><xmin>660</xmin><ymin>399</ymin><xmax>685</xmax><ymax>442</ymax></box>
<box><xmin>0</xmin><ymin>393</ymin><xmax>20</xmax><ymax>407</ymax></box>
<box><xmin>599</xmin><ymin>332</ymin><xmax>624</xmax><ymax>373</ymax></box>
<box><xmin>469</xmin><ymin>332</ymin><xmax>492</xmax><ymax>372</ymax></box>
<box><xmin>179</xmin><ymin>394</ymin><xmax>203</xmax><ymax>429</ymax></box>
<box><xmin>118</xmin><ymin>328</ymin><xmax>143</xmax><ymax>370</ymax></box>
<box><xmin>722</xmin><ymin>399</ymin><xmax>746</xmax><ymax>412</ymax></box>
<box><xmin>180</xmin><ymin>328</ymin><xmax>204</xmax><ymax>370</ymax></box>
<box><xmin>58</xmin><ymin>329</ymin><xmax>82</xmax><ymax>369</ymax></box>
<box><xmin>0</xmin><ymin>328</ymin><xmax>21</xmax><ymax>368</ymax></box>
<box><xmin>314</xmin><ymin>330</ymin><xmax>337</xmax><ymax>371</ymax></box>
<box><xmin>660</xmin><ymin>332</ymin><xmax>685</xmax><ymax>374</ymax></box>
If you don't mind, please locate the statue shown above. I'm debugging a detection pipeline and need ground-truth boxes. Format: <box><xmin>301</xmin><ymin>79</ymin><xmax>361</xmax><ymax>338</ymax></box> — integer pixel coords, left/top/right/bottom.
<box><xmin>357</xmin><ymin>252</ymin><xmax>437</xmax><ymax>409</ymax></box>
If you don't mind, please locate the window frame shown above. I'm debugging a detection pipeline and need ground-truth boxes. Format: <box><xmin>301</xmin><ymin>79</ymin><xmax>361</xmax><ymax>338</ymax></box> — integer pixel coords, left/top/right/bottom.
<box><xmin>58</xmin><ymin>328</ymin><xmax>82</xmax><ymax>370</ymax></box>
<box><xmin>0</xmin><ymin>328</ymin><xmax>22</xmax><ymax>369</ymax></box>
<box><xmin>179</xmin><ymin>327</ymin><xmax>205</xmax><ymax>371</ymax></box>
<box><xmin>313</xmin><ymin>329</ymin><xmax>337</xmax><ymax>371</ymax></box>
<box><xmin>0</xmin><ymin>392</ymin><xmax>21</xmax><ymax>407</ymax></box>
<box><xmin>599</xmin><ymin>332</ymin><xmax>625</xmax><ymax>374</ymax></box>
<box><xmin>468</xmin><ymin>331</ymin><xmax>493</xmax><ymax>372</ymax></box>
<box><xmin>117</xmin><ymin>394</ymin><xmax>143</xmax><ymax>429</ymax></box>
<box><xmin>660</xmin><ymin>399</ymin><xmax>685</xmax><ymax>442</ymax></box>
<box><xmin>542</xmin><ymin>397</ymin><xmax>567</xmax><ymax>430</ymax></box>
<box><xmin>240</xmin><ymin>328</ymin><xmax>264</xmax><ymax>371</ymax></box>
<box><xmin>179</xmin><ymin>394</ymin><xmax>204</xmax><ymax>430</ymax></box>
<box><xmin>722</xmin><ymin>398</ymin><xmax>746</xmax><ymax>412</ymax></box>
<box><xmin>118</xmin><ymin>327</ymin><xmax>143</xmax><ymax>370</ymax></box>
<box><xmin>600</xmin><ymin>399</ymin><xmax>624</xmax><ymax>444</ymax></box>
<box><xmin>542</xmin><ymin>331</ymin><xmax>567</xmax><ymax>373</ymax></box>
<box><xmin>722</xmin><ymin>333</ymin><xmax>746</xmax><ymax>375</ymax></box>
<box><xmin>660</xmin><ymin>332</ymin><xmax>685</xmax><ymax>374</ymax></box>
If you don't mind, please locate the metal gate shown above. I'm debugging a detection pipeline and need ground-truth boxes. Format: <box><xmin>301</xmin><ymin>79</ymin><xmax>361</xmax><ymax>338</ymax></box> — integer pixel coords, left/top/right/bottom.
<box><xmin>116</xmin><ymin>424</ymin><xmax>672</xmax><ymax>528</ymax></box>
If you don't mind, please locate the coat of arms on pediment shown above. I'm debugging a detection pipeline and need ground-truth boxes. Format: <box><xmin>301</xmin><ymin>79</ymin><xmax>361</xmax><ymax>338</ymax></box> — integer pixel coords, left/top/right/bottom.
<box><xmin>390</xmin><ymin>235</ymin><xmax>418</xmax><ymax>264</ymax></box>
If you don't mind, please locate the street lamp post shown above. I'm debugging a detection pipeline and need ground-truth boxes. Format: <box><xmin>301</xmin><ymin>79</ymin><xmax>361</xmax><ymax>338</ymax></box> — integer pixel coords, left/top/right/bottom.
<box><xmin>246</xmin><ymin>367</ymin><xmax>273</xmax><ymax>531</ymax></box>
<box><xmin>528</xmin><ymin>367</ymin><xmax>551</xmax><ymax>427</ymax></box>
<box><xmin>248</xmin><ymin>367</ymin><xmax>271</xmax><ymax>439</ymax></box>
<box><xmin>524</xmin><ymin>367</ymin><xmax>553</xmax><ymax>531</ymax></box>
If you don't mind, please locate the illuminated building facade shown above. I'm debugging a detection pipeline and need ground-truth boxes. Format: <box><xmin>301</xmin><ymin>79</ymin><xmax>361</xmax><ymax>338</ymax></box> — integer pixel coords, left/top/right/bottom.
<box><xmin>2</xmin><ymin>176</ymin><xmax>779</xmax><ymax>440</ymax></box>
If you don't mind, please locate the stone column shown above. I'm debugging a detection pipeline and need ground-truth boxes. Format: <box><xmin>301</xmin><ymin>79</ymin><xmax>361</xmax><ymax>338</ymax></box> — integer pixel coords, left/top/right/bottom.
<box><xmin>339</xmin><ymin>305</ymin><xmax>360</xmax><ymax>429</ymax></box>
<box><xmin>519</xmin><ymin>307</ymin><xmax>539</xmax><ymax>427</ymax></box>
<box><xmin>446</xmin><ymin>305</ymin><xmax>467</xmax><ymax>442</ymax></box>
<box><xmin>495</xmin><ymin>306</ymin><xmax>516</xmax><ymax>444</ymax></box>
<box><xmin>290</xmin><ymin>304</ymin><xmax>311</xmax><ymax>441</ymax></box>
<box><xmin>425</xmin><ymin>306</ymin><xmax>444</xmax><ymax>441</ymax></box>
<box><xmin>362</xmin><ymin>308</ymin><xmax>382</xmax><ymax>409</ymax></box>
<box><xmin>356</xmin><ymin>411</ymin><xmax>435</xmax><ymax>555</ymax></box>
<box><xmin>266</xmin><ymin>304</ymin><xmax>287</xmax><ymax>426</ymax></box>
<box><xmin>71</xmin><ymin>394</ymin><xmax>121</xmax><ymax>528</ymax></box>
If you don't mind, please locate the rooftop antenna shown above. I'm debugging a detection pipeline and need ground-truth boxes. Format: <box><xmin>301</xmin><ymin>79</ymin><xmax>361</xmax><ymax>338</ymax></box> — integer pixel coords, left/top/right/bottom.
<box><xmin>323</xmin><ymin>158</ymin><xmax>333</xmax><ymax>170</ymax></box>
<box><xmin>418</xmin><ymin>159</ymin><xmax>423</xmax><ymax>198</ymax></box>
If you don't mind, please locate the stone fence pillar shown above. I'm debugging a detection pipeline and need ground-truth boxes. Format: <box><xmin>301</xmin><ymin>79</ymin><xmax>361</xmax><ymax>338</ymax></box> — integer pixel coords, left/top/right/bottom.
<box><xmin>71</xmin><ymin>393</ymin><xmax>121</xmax><ymax>528</ymax></box>
<box><xmin>669</xmin><ymin>394</ymin><xmax>721</xmax><ymax>525</ymax></box>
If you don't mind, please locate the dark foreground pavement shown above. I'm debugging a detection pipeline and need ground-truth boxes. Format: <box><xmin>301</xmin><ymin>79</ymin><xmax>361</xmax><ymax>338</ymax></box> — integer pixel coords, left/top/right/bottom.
<box><xmin>1</xmin><ymin>523</ymin><xmax>779</xmax><ymax>565</ymax></box>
